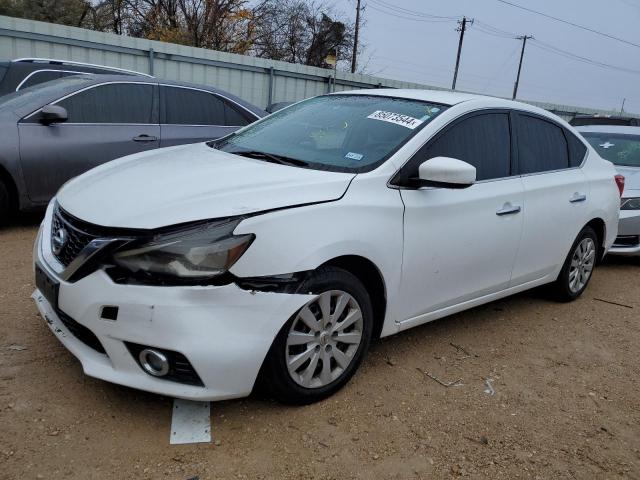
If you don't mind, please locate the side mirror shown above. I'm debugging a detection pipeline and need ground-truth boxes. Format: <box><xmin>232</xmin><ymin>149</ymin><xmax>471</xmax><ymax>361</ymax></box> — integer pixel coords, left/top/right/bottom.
<box><xmin>39</xmin><ymin>105</ymin><xmax>68</xmax><ymax>126</ymax></box>
<box><xmin>414</xmin><ymin>156</ymin><xmax>476</xmax><ymax>189</ymax></box>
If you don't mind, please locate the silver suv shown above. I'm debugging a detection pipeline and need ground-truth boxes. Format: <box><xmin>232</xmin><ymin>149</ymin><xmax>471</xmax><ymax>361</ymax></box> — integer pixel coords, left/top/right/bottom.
<box><xmin>0</xmin><ymin>58</ymin><xmax>151</xmax><ymax>96</ymax></box>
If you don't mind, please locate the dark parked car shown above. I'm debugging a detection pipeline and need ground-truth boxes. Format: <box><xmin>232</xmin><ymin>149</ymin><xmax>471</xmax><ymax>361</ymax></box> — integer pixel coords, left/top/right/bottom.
<box><xmin>570</xmin><ymin>114</ymin><xmax>640</xmax><ymax>127</ymax></box>
<box><xmin>0</xmin><ymin>58</ymin><xmax>151</xmax><ymax>97</ymax></box>
<box><xmin>0</xmin><ymin>74</ymin><xmax>266</xmax><ymax>222</ymax></box>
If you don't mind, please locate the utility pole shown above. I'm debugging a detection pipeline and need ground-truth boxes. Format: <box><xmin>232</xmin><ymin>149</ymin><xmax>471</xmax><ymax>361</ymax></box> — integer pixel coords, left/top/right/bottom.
<box><xmin>621</xmin><ymin>98</ymin><xmax>626</xmax><ymax>113</ymax></box>
<box><xmin>512</xmin><ymin>35</ymin><xmax>533</xmax><ymax>100</ymax></box>
<box><xmin>452</xmin><ymin>16</ymin><xmax>473</xmax><ymax>90</ymax></box>
<box><xmin>351</xmin><ymin>0</ymin><xmax>361</xmax><ymax>74</ymax></box>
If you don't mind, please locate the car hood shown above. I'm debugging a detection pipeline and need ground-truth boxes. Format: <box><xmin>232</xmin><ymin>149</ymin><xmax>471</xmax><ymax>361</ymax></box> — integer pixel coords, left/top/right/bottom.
<box><xmin>615</xmin><ymin>165</ymin><xmax>640</xmax><ymax>195</ymax></box>
<box><xmin>57</xmin><ymin>143</ymin><xmax>355</xmax><ymax>229</ymax></box>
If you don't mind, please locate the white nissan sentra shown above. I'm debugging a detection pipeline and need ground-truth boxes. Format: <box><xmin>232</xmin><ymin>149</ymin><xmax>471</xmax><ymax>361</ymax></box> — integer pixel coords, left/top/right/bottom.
<box><xmin>33</xmin><ymin>90</ymin><xmax>622</xmax><ymax>404</ymax></box>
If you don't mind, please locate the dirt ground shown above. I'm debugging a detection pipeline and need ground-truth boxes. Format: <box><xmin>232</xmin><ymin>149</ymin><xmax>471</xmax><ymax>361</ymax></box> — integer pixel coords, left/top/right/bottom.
<box><xmin>1</xmin><ymin>216</ymin><xmax>639</xmax><ymax>480</ymax></box>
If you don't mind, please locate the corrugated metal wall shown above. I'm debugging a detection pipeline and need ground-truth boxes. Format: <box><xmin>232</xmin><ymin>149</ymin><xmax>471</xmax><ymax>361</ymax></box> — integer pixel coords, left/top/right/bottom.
<box><xmin>0</xmin><ymin>15</ymin><xmax>622</xmax><ymax>118</ymax></box>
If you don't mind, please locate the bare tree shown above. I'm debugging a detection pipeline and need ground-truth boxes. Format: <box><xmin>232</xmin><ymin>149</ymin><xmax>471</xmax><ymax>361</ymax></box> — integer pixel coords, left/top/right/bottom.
<box><xmin>0</xmin><ymin>0</ymin><xmax>361</xmax><ymax>67</ymax></box>
<box><xmin>251</xmin><ymin>0</ymin><xmax>354</xmax><ymax>68</ymax></box>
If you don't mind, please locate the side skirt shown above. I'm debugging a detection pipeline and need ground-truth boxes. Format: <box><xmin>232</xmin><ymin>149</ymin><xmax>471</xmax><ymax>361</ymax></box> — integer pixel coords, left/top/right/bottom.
<box><xmin>394</xmin><ymin>276</ymin><xmax>553</xmax><ymax>333</ymax></box>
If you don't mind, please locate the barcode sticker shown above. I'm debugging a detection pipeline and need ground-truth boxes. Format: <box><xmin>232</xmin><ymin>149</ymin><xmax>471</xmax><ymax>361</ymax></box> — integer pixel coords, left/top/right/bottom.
<box><xmin>367</xmin><ymin>110</ymin><xmax>424</xmax><ymax>129</ymax></box>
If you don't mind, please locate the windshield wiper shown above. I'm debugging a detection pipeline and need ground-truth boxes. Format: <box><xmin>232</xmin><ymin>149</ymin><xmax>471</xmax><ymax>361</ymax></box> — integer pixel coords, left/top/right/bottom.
<box><xmin>231</xmin><ymin>150</ymin><xmax>310</xmax><ymax>168</ymax></box>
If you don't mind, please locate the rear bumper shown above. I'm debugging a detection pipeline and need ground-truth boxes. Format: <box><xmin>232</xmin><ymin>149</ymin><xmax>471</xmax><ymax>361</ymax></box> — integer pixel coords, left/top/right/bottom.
<box><xmin>33</xmin><ymin>211</ymin><xmax>314</xmax><ymax>401</ymax></box>
<box><xmin>609</xmin><ymin>209</ymin><xmax>640</xmax><ymax>256</ymax></box>
<box><xmin>608</xmin><ymin>244</ymin><xmax>640</xmax><ymax>256</ymax></box>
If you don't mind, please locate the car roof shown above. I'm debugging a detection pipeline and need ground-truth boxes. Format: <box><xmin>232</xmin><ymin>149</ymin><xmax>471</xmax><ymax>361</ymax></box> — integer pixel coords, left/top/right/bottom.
<box><xmin>334</xmin><ymin>88</ymin><xmax>485</xmax><ymax>105</ymax></box>
<box><xmin>0</xmin><ymin>73</ymin><xmax>266</xmax><ymax>118</ymax></box>
<box><xmin>576</xmin><ymin>125</ymin><xmax>640</xmax><ymax>135</ymax></box>
<box><xmin>10</xmin><ymin>58</ymin><xmax>152</xmax><ymax>77</ymax></box>
<box><xmin>572</xmin><ymin>114</ymin><xmax>632</xmax><ymax>120</ymax></box>
<box><xmin>333</xmin><ymin>88</ymin><xmax>554</xmax><ymax>116</ymax></box>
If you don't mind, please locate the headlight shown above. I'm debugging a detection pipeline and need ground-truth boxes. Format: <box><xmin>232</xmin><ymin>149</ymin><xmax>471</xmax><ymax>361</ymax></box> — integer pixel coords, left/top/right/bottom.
<box><xmin>112</xmin><ymin>219</ymin><xmax>254</xmax><ymax>280</ymax></box>
<box><xmin>621</xmin><ymin>197</ymin><xmax>640</xmax><ymax>210</ymax></box>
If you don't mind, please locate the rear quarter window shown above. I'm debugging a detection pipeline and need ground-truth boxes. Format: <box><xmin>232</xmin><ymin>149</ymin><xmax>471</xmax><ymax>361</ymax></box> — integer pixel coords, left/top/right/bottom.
<box><xmin>17</xmin><ymin>70</ymin><xmax>65</xmax><ymax>90</ymax></box>
<box><xmin>565</xmin><ymin>130</ymin><xmax>588</xmax><ymax>167</ymax></box>
<box><xmin>223</xmin><ymin>100</ymin><xmax>253</xmax><ymax>126</ymax></box>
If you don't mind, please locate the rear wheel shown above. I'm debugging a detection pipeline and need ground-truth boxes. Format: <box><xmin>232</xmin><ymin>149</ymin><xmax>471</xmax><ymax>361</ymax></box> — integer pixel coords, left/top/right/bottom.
<box><xmin>550</xmin><ymin>226</ymin><xmax>598</xmax><ymax>302</ymax></box>
<box><xmin>260</xmin><ymin>266</ymin><xmax>373</xmax><ymax>404</ymax></box>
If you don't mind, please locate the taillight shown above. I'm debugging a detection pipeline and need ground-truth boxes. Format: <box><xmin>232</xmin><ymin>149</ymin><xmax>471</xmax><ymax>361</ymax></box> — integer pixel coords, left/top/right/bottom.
<box><xmin>615</xmin><ymin>174</ymin><xmax>625</xmax><ymax>197</ymax></box>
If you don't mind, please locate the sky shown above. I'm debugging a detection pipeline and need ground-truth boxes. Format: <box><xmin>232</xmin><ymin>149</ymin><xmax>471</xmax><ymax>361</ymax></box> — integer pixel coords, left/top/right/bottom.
<box><xmin>340</xmin><ymin>0</ymin><xmax>640</xmax><ymax>114</ymax></box>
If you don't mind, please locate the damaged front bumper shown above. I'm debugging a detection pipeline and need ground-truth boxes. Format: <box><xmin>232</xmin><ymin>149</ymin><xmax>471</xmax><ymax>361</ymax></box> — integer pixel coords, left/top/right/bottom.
<box><xmin>32</xmin><ymin>209</ymin><xmax>314</xmax><ymax>401</ymax></box>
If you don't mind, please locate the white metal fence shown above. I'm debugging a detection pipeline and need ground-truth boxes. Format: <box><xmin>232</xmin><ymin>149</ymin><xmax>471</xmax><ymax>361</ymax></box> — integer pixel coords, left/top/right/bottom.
<box><xmin>0</xmin><ymin>15</ymin><xmax>623</xmax><ymax>119</ymax></box>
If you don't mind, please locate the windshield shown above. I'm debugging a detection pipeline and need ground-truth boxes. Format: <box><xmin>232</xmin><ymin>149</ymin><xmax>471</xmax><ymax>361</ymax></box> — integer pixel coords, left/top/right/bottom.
<box><xmin>0</xmin><ymin>75</ymin><xmax>93</xmax><ymax>111</ymax></box>
<box><xmin>214</xmin><ymin>94</ymin><xmax>448</xmax><ymax>172</ymax></box>
<box><xmin>582</xmin><ymin>132</ymin><xmax>640</xmax><ymax>167</ymax></box>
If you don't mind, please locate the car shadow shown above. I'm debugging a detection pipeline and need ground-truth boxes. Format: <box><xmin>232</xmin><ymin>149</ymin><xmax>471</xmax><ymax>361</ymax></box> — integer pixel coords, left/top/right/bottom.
<box><xmin>601</xmin><ymin>254</ymin><xmax>640</xmax><ymax>267</ymax></box>
<box><xmin>1</xmin><ymin>211</ymin><xmax>44</xmax><ymax>229</ymax></box>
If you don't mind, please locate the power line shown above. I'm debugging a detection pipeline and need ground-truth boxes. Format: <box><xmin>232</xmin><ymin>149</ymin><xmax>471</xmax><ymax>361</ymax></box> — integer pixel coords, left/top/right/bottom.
<box><xmin>367</xmin><ymin>2</ymin><xmax>640</xmax><ymax>78</ymax></box>
<box><xmin>365</xmin><ymin>0</ymin><xmax>640</xmax><ymax>104</ymax></box>
<box><xmin>365</xmin><ymin>3</ymin><xmax>454</xmax><ymax>23</ymax></box>
<box><xmin>368</xmin><ymin>0</ymin><xmax>459</xmax><ymax>20</ymax></box>
<box><xmin>529</xmin><ymin>39</ymin><xmax>640</xmax><ymax>75</ymax></box>
<box><xmin>495</xmin><ymin>0</ymin><xmax>640</xmax><ymax>49</ymax></box>
<box><xmin>473</xmin><ymin>20</ymin><xmax>519</xmax><ymax>39</ymax></box>
<box><xmin>365</xmin><ymin>1</ymin><xmax>455</xmax><ymax>23</ymax></box>
<box><xmin>480</xmin><ymin>44</ymin><xmax>520</xmax><ymax>91</ymax></box>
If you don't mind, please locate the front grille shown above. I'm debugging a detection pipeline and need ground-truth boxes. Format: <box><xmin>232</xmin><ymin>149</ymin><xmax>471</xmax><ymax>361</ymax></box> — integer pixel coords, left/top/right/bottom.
<box><xmin>51</xmin><ymin>208</ymin><xmax>100</xmax><ymax>267</ymax></box>
<box><xmin>613</xmin><ymin>235</ymin><xmax>640</xmax><ymax>248</ymax></box>
<box><xmin>56</xmin><ymin>309</ymin><xmax>106</xmax><ymax>354</ymax></box>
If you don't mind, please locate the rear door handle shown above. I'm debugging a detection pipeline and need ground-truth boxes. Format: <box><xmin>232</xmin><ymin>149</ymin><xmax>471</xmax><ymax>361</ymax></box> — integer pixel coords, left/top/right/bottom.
<box><xmin>496</xmin><ymin>203</ymin><xmax>522</xmax><ymax>216</ymax></box>
<box><xmin>569</xmin><ymin>193</ymin><xmax>587</xmax><ymax>203</ymax></box>
<box><xmin>132</xmin><ymin>134</ymin><xmax>158</xmax><ymax>142</ymax></box>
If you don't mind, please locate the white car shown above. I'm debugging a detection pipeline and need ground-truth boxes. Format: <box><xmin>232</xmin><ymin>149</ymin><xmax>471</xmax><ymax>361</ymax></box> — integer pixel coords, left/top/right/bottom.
<box><xmin>32</xmin><ymin>90</ymin><xmax>621</xmax><ymax>404</ymax></box>
<box><xmin>577</xmin><ymin>125</ymin><xmax>640</xmax><ymax>256</ymax></box>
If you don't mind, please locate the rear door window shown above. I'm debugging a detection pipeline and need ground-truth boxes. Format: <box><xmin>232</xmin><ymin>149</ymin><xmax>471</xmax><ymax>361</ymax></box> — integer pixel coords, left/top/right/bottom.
<box><xmin>161</xmin><ymin>86</ymin><xmax>226</xmax><ymax>125</ymax></box>
<box><xmin>57</xmin><ymin>83</ymin><xmax>155</xmax><ymax>124</ymax></box>
<box><xmin>419</xmin><ymin>112</ymin><xmax>512</xmax><ymax>181</ymax></box>
<box><xmin>516</xmin><ymin>114</ymin><xmax>569</xmax><ymax>174</ymax></box>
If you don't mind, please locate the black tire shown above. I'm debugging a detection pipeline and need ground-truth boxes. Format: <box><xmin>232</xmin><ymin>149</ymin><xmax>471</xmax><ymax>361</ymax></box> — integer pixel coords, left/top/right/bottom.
<box><xmin>259</xmin><ymin>266</ymin><xmax>373</xmax><ymax>405</ymax></box>
<box><xmin>550</xmin><ymin>226</ymin><xmax>598</xmax><ymax>302</ymax></box>
<box><xmin>0</xmin><ymin>180</ymin><xmax>11</xmax><ymax>226</ymax></box>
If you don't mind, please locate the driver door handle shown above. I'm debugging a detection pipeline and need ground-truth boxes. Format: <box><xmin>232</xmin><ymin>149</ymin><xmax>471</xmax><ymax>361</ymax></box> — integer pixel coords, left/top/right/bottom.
<box><xmin>132</xmin><ymin>134</ymin><xmax>158</xmax><ymax>142</ymax></box>
<box><xmin>496</xmin><ymin>203</ymin><xmax>522</xmax><ymax>216</ymax></box>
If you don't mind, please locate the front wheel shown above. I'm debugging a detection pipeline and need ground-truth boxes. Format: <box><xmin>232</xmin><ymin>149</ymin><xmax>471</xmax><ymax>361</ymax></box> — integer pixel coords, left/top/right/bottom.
<box><xmin>550</xmin><ymin>226</ymin><xmax>598</xmax><ymax>302</ymax></box>
<box><xmin>260</xmin><ymin>266</ymin><xmax>373</xmax><ymax>404</ymax></box>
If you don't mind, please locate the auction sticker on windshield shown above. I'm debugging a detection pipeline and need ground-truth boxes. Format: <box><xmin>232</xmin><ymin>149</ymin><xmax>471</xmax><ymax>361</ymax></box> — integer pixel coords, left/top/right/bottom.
<box><xmin>367</xmin><ymin>110</ymin><xmax>424</xmax><ymax>129</ymax></box>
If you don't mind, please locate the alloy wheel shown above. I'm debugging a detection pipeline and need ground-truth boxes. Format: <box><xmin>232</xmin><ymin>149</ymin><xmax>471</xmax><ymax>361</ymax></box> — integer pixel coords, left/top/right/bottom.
<box><xmin>568</xmin><ymin>237</ymin><xmax>596</xmax><ymax>293</ymax></box>
<box><xmin>285</xmin><ymin>290</ymin><xmax>364</xmax><ymax>389</ymax></box>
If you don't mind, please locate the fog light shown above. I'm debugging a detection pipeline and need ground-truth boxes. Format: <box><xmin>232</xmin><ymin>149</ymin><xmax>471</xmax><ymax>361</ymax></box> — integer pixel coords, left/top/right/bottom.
<box><xmin>139</xmin><ymin>349</ymin><xmax>169</xmax><ymax>377</ymax></box>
